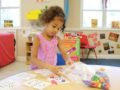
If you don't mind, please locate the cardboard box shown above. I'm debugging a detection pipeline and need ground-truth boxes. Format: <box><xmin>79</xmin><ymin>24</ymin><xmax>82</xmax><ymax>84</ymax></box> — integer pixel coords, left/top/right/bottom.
<box><xmin>62</xmin><ymin>38</ymin><xmax>80</xmax><ymax>61</ymax></box>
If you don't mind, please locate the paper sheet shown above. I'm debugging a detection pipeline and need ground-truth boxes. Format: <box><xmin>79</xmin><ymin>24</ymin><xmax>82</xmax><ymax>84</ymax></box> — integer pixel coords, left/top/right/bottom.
<box><xmin>61</xmin><ymin>62</ymin><xmax>95</xmax><ymax>83</ymax></box>
<box><xmin>14</xmin><ymin>72</ymin><xmax>36</xmax><ymax>80</ymax></box>
<box><xmin>0</xmin><ymin>72</ymin><xmax>36</xmax><ymax>89</ymax></box>
<box><xmin>34</xmin><ymin>69</ymin><xmax>53</xmax><ymax>76</ymax></box>
<box><xmin>0</xmin><ymin>79</ymin><xmax>20</xmax><ymax>90</ymax></box>
<box><xmin>24</xmin><ymin>79</ymin><xmax>50</xmax><ymax>90</ymax></box>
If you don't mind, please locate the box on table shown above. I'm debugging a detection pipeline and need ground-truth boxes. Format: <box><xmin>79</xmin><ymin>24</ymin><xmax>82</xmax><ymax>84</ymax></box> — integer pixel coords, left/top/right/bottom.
<box><xmin>62</xmin><ymin>38</ymin><xmax>80</xmax><ymax>62</ymax></box>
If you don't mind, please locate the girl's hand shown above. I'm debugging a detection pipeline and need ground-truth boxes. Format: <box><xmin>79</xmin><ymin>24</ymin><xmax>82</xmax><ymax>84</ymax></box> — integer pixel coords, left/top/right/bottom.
<box><xmin>66</xmin><ymin>59</ymin><xmax>74</xmax><ymax>65</ymax></box>
<box><xmin>49</xmin><ymin>65</ymin><xmax>62</xmax><ymax>76</ymax></box>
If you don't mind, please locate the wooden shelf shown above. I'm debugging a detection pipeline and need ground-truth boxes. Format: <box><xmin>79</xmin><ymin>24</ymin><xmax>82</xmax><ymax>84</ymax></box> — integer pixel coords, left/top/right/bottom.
<box><xmin>26</xmin><ymin>37</ymin><xmax>33</xmax><ymax>65</ymax></box>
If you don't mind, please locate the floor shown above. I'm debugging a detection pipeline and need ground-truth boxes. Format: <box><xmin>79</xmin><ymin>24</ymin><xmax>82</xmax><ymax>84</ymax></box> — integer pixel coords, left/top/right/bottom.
<box><xmin>0</xmin><ymin>59</ymin><xmax>120</xmax><ymax>80</ymax></box>
<box><xmin>0</xmin><ymin>61</ymin><xmax>30</xmax><ymax>80</ymax></box>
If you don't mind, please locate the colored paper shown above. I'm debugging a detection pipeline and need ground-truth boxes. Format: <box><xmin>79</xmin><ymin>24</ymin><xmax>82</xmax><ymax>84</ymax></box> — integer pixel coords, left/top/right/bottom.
<box><xmin>26</xmin><ymin>10</ymin><xmax>42</xmax><ymax>20</ymax></box>
<box><xmin>63</xmin><ymin>38</ymin><xmax>80</xmax><ymax>61</ymax></box>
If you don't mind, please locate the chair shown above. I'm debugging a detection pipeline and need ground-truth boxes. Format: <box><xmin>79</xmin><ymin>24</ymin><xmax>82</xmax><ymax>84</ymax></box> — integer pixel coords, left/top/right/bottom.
<box><xmin>57</xmin><ymin>53</ymin><xmax>65</xmax><ymax>65</ymax></box>
<box><xmin>80</xmin><ymin>34</ymin><xmax>97</xmax><ymax>59</ymax></box>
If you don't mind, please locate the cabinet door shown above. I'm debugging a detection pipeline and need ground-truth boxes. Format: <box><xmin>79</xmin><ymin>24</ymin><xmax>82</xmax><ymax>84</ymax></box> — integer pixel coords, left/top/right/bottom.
<box><xmin>26</xmin><ymin>41</ymin><xmax>33</xmax><ymax>65</ymax></box>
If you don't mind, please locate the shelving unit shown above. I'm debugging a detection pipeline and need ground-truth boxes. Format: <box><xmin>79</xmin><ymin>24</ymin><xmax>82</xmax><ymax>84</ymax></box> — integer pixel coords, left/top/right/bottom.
<box><xmin>26</xmin><ymin>37</ymin><xmax>33</xmax><ymax>65</ymax></box>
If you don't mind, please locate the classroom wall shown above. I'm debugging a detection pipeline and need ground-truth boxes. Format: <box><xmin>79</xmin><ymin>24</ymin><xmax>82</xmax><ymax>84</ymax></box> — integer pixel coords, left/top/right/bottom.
<box><xmin>21</xmin><ymin>0</ymin><xmax>64</xmax><ymax>27</ymax></box>
<box><xmin>17</xmin><ymin>0</ymin><xmax>65</xmax><ymax>58</ymax></box>
<box><xmin>17</xmin><ymin>0</ymin><xmax>120</xmax><ymax>59</ymax></box>
<box><xmin>64</xmin><ymin>30</ymin><xmax>120</xmax><ymax>59</ymax></box>
<box><xmin>66</xmin><ymin>0</ymin><xmax>80</xmax><ymax>28</ymax></box>
<box><xmin>17</xmin><ymin>0</ymin><xmax>80</xmax><ymax>57</ymax></box>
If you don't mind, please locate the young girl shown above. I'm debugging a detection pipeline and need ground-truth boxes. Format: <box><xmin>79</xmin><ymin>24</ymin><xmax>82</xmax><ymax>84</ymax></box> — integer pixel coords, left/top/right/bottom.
<box><xmin>31</xmin><ymin>6</ymin><xmax>72</xmax><ymax>75</ymax></box>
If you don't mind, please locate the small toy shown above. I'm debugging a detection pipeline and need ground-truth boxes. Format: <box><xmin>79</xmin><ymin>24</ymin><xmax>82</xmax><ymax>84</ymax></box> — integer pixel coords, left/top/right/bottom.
<box><xmin>51</xmin><ymin>80</ymin><xmax>57</xmax><ymax>85</ymax></box>
<box><xmin>48</xmin><ymin>74</ymin><xmax>69</xmax><ymax>85</ymax></box>
<box><xmin>83</xmin><ymin>68</ymin><xmax>110</xmax><ymax>90</ymax></box>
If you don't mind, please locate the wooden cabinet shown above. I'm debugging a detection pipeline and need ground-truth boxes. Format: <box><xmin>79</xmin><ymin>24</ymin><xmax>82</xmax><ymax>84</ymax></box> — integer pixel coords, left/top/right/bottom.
<box><xmin>26</xmin><ymin>36</ymin><xmax>33</xmax><ymax>65</ymax></box>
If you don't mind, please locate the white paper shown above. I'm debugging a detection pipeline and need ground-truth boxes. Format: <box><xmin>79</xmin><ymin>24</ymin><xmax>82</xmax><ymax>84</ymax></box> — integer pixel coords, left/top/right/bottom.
<box><xmin>24</xmin><ymin>79</ymin><xmax>50</xmax><ymax>90</ymax></box>
<box><xmin>14</xmin><ymin>72</ymin><xmax>36</xmax><ymax>80</ymax></box>
<box><xmin>0</xmin><ymin>72</ymin><xmax>36</xmax><ymax>90</ymax></box>
<box><xmin>0</xmin><ymin>79</ymin><xmax>20</xmax><ymax>90</ymax></box>
<box><xmin>34</xmin><ymin>69</ymin><xmax>53</xmax><ymax>76</ymax></box>
<box><xmin>61</xmin><ymin>62</ymin><xmax>95</xmax><ymax>82</ymax></box>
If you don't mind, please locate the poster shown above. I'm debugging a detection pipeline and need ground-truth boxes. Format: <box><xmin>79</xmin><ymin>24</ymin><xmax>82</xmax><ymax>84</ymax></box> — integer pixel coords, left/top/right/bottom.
<box><xmin>111</xmin><ymin>21</ymin><xmax>119</xmax><ymax>29</ymax></box>
<box><xmin>4</xmin><ymin>20</ymin><xmax>13</xmax><ymax>27</ymax></box>
<box><xmin>108</xmin><ymin>32</ymin><xmax>119</xmax><ymax>42</ymax></box>
<box><xmin>100</xmin><ymin>34</ymin><xmax>105</xmax><ymax>39</ymax></box>
<box><xmin>103</xmin><ymin>42</ymin><xmax>110</xmax><ymax>50</ymax></box>
<box><xmin>91</xmin><ymin>19</ymin><xmax>97</xmax><ymax>28</ymax></box>
<box><xmin>117</xmin><ymin>44</ymin><xmax>120</xmax><ymax>48</ymax></box>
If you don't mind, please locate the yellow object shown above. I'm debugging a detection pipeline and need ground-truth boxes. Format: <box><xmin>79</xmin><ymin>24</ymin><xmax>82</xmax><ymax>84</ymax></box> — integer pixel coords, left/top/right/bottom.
<box><xmin>98</xmin><ymin>83</ymin><xmax>102</xmax><ymax>88</ymax></box>
<box><xmin>4</xmin><ymin>20</ymin><xmax>13</xmax><ymax>27</ymax></box>
<box><xmin>26</xmin><ymin>10</ymin><xmax>42</xmax><ymax>20</ymax></box>
<box><xmin>91</xmin><ymin>19</ymin><xmax>98</xmax><ymax>28</ymax></box>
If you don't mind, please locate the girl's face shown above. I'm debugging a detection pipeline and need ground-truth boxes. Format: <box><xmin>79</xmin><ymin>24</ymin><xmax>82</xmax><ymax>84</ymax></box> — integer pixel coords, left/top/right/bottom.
<box><xmin>44</xmin><ymin>17</ymin><xmax>64</xmax><ymax>37</ymax></box>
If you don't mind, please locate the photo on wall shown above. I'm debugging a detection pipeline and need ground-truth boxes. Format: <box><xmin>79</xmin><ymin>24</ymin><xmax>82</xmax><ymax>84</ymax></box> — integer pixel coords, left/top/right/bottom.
<box><xmin>108</xmin><ymin>46</ymin><xmax>114</xmax><ymax>54</ymax></box>
<box><xmin>103</xmin><ymin>42</ymin><xmax>110</xmax><ymax>50</ymax></box>
<box><xmin>117</xmin><ymin>44</ymin><xmax>120</xmax><ymax>49</ymax></box>
<box><xmin>94</xmin><ymin>41</ymin><xmax>101</xmax><ymax>47</ymax></box>
<box><xmin>111</xmin><ymin>21</ymin><xmax>119</xmax><ymax>29</ymax></box>
<box><xmin>98</xmin><ymin>50</ymin><xmax>102</xmax><ymax>53</ymax></box>
<box><xmin>4</xmin><ymin>20</ymin><xmax>13</xmax><ymax>27</ymax></box>
<box><xmin>91</xmin><ymin>19</ymin><xmax>97</xmax><ymax>28</ymax></box>
<box><xmin>100</xmin><ymin>34</ymin><xmax>105</xmax><ymax>39</ymax></box>
<box><xmin>108</xmin><ymin>32</ymin><xmax>119</xmax><ymax>42</ymax></box>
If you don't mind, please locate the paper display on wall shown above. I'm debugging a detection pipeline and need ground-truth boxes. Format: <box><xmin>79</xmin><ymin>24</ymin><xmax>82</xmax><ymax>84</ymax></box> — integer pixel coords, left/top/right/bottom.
<box><xmin>4</xmin><ymin>20</ymin><xmax>13</xmax><ymax>27</ymax></box>
<box><xmin>91</xmin><ymin>19</ymin><xmax>97</xmax><ymax>28</ymax></box>
<box><xmin>26</xmin><ymin>10</ymin><xmax>42</xmax><ymax>20</ymax></box>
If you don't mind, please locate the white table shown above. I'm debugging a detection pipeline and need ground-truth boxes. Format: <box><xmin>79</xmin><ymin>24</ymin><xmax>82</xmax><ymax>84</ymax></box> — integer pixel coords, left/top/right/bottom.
<box><xmin>88</xmin><ymin>65</ymin><xmax>120</xmax><ymax>90</ymax></box>
<box><xmin>0</xmin><ymin>65</ymin><xmax>120</xmax><ymax>90</ymax></box>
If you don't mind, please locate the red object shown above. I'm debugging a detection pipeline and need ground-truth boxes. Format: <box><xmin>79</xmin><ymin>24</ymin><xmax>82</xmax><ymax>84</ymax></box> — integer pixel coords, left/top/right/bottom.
<box><xmin>80</xmin><ymin>34</ymin><xmax>97</xmax><ymax>59</ymax></box>
<box><xmin>51</xmin><ymin>80</ymin><xmax>57</xmax><ymax>85</ymax></box>
<box><xmin>0</xmin><ymin>33</ymin><xmax>15</xmax><ymax>68</ymax></box>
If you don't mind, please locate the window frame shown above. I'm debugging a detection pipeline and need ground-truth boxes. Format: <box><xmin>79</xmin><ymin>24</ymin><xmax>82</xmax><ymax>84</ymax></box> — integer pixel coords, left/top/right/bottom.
<box><xmin>80</xmin><ymin>0</ymin><xmax>120</xmax><ymax>30</ymax></box>
<box><xmin>0</xmin><ymin>0</ymin><xmax>21</xmax><ymax>28</ymax></box>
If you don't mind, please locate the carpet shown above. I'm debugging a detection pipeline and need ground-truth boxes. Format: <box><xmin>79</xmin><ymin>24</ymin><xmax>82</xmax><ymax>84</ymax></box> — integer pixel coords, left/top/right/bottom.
<box><xmin>57</xmin><ymin>53</ymin><xmax>120</xmax><ymax>67</ymax></box>
<box><xmin>81</xmin><ymin>59</ymin><xmax>120</xmax><ymax>67</ymax></box>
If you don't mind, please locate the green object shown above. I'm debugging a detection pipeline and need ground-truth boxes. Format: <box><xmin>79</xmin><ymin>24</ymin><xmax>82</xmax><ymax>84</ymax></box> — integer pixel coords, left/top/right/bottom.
<box><xmin>76</xmin><ymin>37</ymin><xmax>80</xmax><ymax>56</ymax></box>
<box><xmin>92</xmin><ymin>75</ymin><xmax>100</xmax><ymax>81</ymax></box>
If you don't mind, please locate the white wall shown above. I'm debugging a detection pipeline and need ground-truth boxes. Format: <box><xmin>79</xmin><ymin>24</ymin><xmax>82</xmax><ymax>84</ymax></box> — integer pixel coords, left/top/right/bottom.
<box><xmin>21</xmin><ymin>0</ymin><xmax>64</xmax><ymax>27</ymax></box>
<box><xmin>66</xmin><ymin>0</ymin><xmax>80</xmax><ymax>28</ymax></box>
<box><xmin>17</xmin><ymin>0</ymin><xmax>64</xmax><ymax>57</ymax></box>
<box><xmin>17</xmin><ymin>0</ymin><xmax>120</xmax><ymax>59</ymax></box>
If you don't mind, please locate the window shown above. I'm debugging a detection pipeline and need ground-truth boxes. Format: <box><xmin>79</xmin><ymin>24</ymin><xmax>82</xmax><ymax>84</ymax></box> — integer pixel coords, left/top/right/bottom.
<box><xmin>81</xmin><ymin>0</ymin><xmax>120</xmax><ymax>29</ymax></box>
<box><xmin>0</xmin><ymin>0</ymin><xmax>20</xmax><ymax>27</ymax></box>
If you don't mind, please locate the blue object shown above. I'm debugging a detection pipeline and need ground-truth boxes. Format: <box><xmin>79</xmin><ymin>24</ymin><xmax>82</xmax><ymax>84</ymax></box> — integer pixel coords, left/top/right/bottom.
<box><xmin>64</xmin><ymin>0</ymin><xmax>69</xmax><ymax>20</ymax></box>
<box><xmin>57</xmin><ymin>53</ymin><xmax>65</xmax><ymax>65</ymax></box>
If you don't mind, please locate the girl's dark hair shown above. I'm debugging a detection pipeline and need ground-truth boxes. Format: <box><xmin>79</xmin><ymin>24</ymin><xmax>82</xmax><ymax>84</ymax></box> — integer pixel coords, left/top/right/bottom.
<box><xmin>40</xmin><ymin>6</ymin><xmax>66</xmax><ymax>32</ymax></box>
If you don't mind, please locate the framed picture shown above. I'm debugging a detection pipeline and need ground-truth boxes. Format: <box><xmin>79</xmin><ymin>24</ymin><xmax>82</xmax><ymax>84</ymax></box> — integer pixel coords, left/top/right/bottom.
<box><xmin>91</xmin><ymin>19</ymin><xmax>97</xmax><ymax>28</ymax></box>
<box><xmin>100</xmin><ymin>34</ymin><xmax>105</xmax><ymax>39</ymax></box>
<box><xmin>117</xmin><ymin>44</ymin><xmax>120</xmax><ymax>48</ymax></box>
<box><xmin>103</xmin><ymin>42</ymin><xmax>110</xmax><ymax>50</ymax></box>
<box><xmin>4</xmin><ymin>20</ymin><xmax>13</xmax><ymax>27</ymax></box>
<box><xmin>108</xmin><ymin>32</ymin><xmax>119</xmax><ymax>42</ymax></box>
<box><xmin>112</xmin><ymin>21</ymin><xmax>119</xmax><ymax>29</ymax></box>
